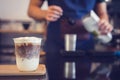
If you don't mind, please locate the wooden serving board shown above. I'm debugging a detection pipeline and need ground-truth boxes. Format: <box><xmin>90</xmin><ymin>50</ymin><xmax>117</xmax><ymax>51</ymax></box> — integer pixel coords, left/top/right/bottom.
<box><xmin>0</xmin><ymin>64</ymin><xmax>46</xmax><ymax>76</ymax></box>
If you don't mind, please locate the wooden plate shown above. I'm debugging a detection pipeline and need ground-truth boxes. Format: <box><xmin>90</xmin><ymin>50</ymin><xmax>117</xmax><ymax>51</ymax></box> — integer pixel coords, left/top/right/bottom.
<box><xmin>0</xmin><ymin>64</ymin><xmax>46</xmax><ymax>76</ymax></box>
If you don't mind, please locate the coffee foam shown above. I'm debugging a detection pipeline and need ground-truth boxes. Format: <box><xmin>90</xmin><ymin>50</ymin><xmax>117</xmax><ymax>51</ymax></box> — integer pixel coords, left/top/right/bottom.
<box><xmin>14</xmin><ymin>37</ymin><xmax>42</xmax><ymax>44</ymax></box>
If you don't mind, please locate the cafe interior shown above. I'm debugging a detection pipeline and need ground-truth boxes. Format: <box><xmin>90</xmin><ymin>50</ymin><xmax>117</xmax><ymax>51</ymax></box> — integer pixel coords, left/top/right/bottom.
<box><xmin>0</xmin><ymin>0</ymin><xmax>120</xmax><ymax>80</ymax></box>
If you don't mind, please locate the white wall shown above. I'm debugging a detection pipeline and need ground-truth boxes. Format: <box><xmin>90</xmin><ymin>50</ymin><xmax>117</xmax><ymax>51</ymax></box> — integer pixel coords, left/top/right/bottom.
<box><xmin>0</xmin><ymin>0</ymin><xmax>48</xmax><ymax>21</ymax></box>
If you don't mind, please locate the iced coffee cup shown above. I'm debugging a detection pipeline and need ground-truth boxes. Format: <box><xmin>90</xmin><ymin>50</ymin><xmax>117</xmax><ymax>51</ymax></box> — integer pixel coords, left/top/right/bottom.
<box><xmin>13</xmin><ymin>37</ymin><xmax>42</xmax><ymax>71</ymax></box>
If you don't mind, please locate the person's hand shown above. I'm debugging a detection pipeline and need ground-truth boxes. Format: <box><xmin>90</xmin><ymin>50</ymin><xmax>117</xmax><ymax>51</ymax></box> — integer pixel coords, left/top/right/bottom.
<box><xmin>45</xmin><ymin>5</ymin><xmax>63</xmax><ymax>22</ymax></box>
<box><xmin>98</xmin><ymin>19</ymin><xmax>113</xmax><ymax>34</ymax></box>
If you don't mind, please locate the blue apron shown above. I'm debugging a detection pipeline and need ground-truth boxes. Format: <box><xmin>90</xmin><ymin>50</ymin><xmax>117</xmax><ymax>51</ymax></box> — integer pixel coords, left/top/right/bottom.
<box><xmin>44</xmin><ymin>0</ymin><xmax>105</xmax><ymax>52</ymax></box>
<box><xmin>44</xmin><ymin>0</ymin><xmax>105</xmax><ymax>80</ymax></box>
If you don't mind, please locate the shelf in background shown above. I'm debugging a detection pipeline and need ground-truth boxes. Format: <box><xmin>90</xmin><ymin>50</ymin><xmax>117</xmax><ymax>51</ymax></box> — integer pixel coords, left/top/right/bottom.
<box><xmin>0</xmin><ymin>29</ymin><xmax>45</xmax><ymax>34</ymax></box>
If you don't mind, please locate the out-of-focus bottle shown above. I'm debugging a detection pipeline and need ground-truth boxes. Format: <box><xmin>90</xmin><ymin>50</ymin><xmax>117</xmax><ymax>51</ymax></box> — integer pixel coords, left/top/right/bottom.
<box><xmin>82</xmin><ymin>10</ymin><xmax>112</xmax><ymax>44</ymax></box>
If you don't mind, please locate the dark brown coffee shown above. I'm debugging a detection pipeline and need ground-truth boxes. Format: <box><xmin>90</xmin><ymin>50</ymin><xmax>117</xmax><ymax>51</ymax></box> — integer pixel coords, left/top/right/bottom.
<box><xmin>15</xmin><ymin>43</ymin><xmax>40</xmax><ymax>59</ymax></box>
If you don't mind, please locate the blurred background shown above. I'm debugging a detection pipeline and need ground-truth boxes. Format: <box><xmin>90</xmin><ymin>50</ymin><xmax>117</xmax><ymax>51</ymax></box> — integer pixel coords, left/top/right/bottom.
<box><xmin>0</xmin><ymin>0</ymin><xmax>48</xmax><ymax>64</ymax></box>
<box><xmin>0</xmin><ymin>0</ymin><xmax>120</xmax><ymax>64</ymax></box>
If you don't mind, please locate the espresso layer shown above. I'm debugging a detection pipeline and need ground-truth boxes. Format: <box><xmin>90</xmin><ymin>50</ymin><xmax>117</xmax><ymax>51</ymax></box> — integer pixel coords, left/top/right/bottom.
<box><xmin>15</xmin><ymin>43</ymin><xmax>40</xmax><ymax>59</ymax></box>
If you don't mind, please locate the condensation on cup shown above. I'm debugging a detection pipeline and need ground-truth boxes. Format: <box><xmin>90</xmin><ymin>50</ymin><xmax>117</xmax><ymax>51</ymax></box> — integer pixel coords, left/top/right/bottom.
<box><xmin>64</xmin><ymin>34</ymin><xmax>77</xmax><ymax>51</ymax></box>
<box><xmin>13</xmin><ymin>37</ymin><xmax>42</xmax><ymax>71</ymax></box>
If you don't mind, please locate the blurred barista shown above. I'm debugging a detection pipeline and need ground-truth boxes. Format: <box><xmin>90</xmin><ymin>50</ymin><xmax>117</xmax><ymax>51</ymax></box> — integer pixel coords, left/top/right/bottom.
<box><xmin>28</xmin><ymin>0</ymin><xmax>112</xmax><ymax>52</ymax></box>
<box><xmin>28</xmin><ymin>0</ymin><xmax>113</xmax><ymax>79</ymax></box>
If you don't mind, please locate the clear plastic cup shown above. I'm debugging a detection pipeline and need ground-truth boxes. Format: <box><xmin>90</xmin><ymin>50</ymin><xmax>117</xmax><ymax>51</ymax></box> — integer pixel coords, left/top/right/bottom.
<box><xmin>13</xmin><ymin>37</ymin><xmax>42</xmax><ymax>71</ymax></box>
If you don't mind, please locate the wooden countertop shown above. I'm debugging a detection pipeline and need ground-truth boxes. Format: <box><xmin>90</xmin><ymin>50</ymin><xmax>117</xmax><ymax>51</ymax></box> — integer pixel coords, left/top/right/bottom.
<box><xmin>0</xmin><ymin>64</ymin><xmax>46</xmax><ymax>76</ymax></box>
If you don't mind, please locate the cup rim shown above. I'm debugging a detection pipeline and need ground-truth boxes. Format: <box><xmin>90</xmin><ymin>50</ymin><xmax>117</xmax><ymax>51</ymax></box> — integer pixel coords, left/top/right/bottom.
<box><xmin>13</xmin><ymin>37</ymin><xmax>42</xmax><ymax>44</ymax></box>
